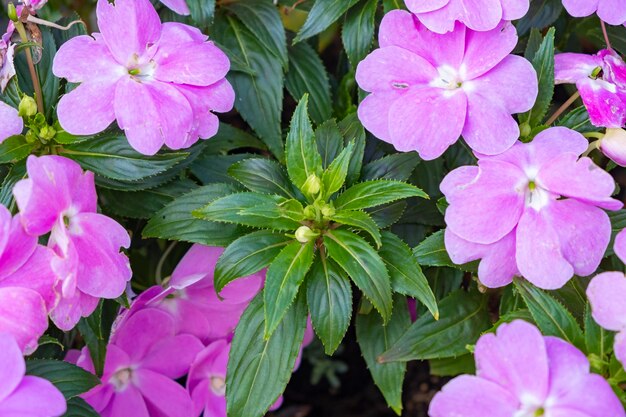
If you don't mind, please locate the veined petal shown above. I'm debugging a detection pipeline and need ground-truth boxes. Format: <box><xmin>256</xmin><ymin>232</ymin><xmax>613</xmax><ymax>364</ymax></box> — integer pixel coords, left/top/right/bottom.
<box><xmin>57</xmin><ymin>81</ymin><xmax>117</xmax><ymax>136</ymax></box>
<box><xmin>53</xmin><ymin>35</ymin><xmax>126</xmax><ymax>83</ymax></box>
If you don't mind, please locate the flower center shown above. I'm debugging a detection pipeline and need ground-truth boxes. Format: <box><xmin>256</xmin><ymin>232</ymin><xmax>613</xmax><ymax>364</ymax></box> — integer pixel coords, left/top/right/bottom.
<box><xmin>524</xmin><ymin>179</ymin><xmax>550</xmax><ymax>211</ymax></box>
<box><xmin>127</xmin><ymin>53</ymin><xmax>156</xmax><ymax>82</ymax></box>
<box><xmin>432</xmin><ymin>65</ymin><xmax>464</xmax><ymax>91</ymax></box>
<box><xmin>110</xmin><ymin>367</ymin><xmax>134</xmax><ymax>392</ymax></box>
<box><xmin>210</xmin><ymin>375</ymin><xmax>226</xmax><ymax>397</ymax></box>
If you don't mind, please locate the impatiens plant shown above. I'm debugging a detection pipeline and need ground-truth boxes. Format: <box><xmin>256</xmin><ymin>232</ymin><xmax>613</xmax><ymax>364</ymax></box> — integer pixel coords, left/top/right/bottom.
<box><xmin>1</xmin><ymin>0</ymin><xmax>626</xmax><ymax>416</ymax></box>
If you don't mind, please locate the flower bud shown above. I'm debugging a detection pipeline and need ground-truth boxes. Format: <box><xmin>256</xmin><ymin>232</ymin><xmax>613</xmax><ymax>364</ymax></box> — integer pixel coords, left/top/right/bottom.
<box><xmin>321</xmin><ymin>204</ymin><xmax>335</xmax><ymax>218</ymax></box>
<box><xmin>295</xmin><ymin>226</ymin><xmax>318</xmax><ymax>243</ymax></box>
<box><xmin>519</xmin><ymin>122</ymin><xmax>531</xmax><ymax>138</ymax></box>
<box><xmin>600</xmin><ymin>128</ymin><xmax>626</xmax><ymax>167</ymax></box>
<box><xmin>18</xmin><ymin>95</ymin><xmax>37</xmax><ymax>117</ymax></box>
<box><xmin>39</xmin><ymin>125</ymin><xmax>55</xmax><ymax>141</ymax></box>
<box><xmin>7</xmin><ymin>3</ymin><xmax>17</xmax><ymax>22</ymax></box>
<box><xmin>302</xmin><ymin>174</ymin><xmax>321</xmax><ymax>196</ymax></box>
<box><xmin>303</xmin><ymin>205</ymin><xmax>316</xmax><ymax>219</ymax></box>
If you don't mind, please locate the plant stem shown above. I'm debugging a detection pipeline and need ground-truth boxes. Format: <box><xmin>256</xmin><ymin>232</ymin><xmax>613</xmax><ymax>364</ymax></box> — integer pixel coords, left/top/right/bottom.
<box><xmin>601</xmin><ymin>20</ymin><xmax>612</xmax><ymax>50</ymax></box>
<box><xmin>14</xmin><ymin>21</ymin><xmax>44</xmax><ymax>114</ymax></box>
<box><xmin>545</xmin><ymin>91</ymin><xmax>580</xmax><ymax>125</ymax></box>
<box><xmin>155</xmin><ymin>241</ymin><xmax>177</xmax><ymax>285</ymax></box>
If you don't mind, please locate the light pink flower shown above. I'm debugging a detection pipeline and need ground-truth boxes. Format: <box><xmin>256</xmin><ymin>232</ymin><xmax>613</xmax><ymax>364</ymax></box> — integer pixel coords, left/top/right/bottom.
<box><xmin>555</xmin><ymin>49</ymin><xmax>626</xmax><ymax>128</ymax></box>
<box><xmin>0</xmin><ymin>102</ymin><xmax>22</xmax><ymax>144</ymax></box>
<box><xmin>356</xmin><ymin>11</ymin><xmax>537</xmax><ymax>160</ymax></box>
<box><xmin>79</xmin><ymin>309</ymin><xmax>203</xmax><ymax>417</ymax></box>
<box><xmin>0</xmin><ymin>26</ymin><xmax>17</xmax><ymax>93</ymax></box>
<box><xmin>442</xmin><ymin>127</ymin><xmax>622</xmax><ymax>290</ymax></box>
<box><xmin>13</xmin><ymin>155</ymin><xmax>132</xmax><ymax>330</ymax></box>
<box><xmin>52</xmin><ymin>0</ymin><xmax>234</xmax><ymax>155</ymax></box>
<box><xmin>0</xmin><ymin>333</ymin><xmax>66</xmax><ymax>416</ymax></box>
<box><xmin>429</xmin><ymin>320</ymin><xmax>624</xmax><ymax>417</ymax></box>
<box><xmin>615</xmin><ymin>229</ymin><xmax>626</xmax><ymax>263</ymax></box>
<box><xmin>599</xmin><ymin>128</ymin><xmax>626</xmax><ymax>166</ymax></box>
<box><xmin>406</xmin><ymin>0</ymin><xmax>529</xmax><ymax>34</ymax></box>
<box><xmin>0</xmin><ymin>205</ymin><xmax>58</xmax><ymax>354</ymax></box>
<box><xmin>587</xmin><ymin>271</ymin><xmax>626</xmax><ymax>367</ymax></box>
<box><xmin>562</xmin><ymin>0</ymin><xmax>626</xmax><ymax>25</ymax></box>
<box><xmin>160</xmin><ymin>0</ymin><xmax>190</xmax><ymax>15</ymax></box>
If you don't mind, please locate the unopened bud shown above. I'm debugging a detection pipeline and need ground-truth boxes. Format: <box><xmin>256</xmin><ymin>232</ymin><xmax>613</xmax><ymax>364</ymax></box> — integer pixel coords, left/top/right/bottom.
<box><xmin>600</xmin><ymin>128</ymin><xmax>626</xmax><ymax>167</ymax></box>
<box><xmin>295</xmin><ymin>226</ymin><xmax>318</xmax><ymax>243</ymax></box>
<box><xmin>39</xmin><ymin>125</ymin><xmax>55</xmax><ymax>141</ymax></box>
<box><xmin>7</xmin><ymin>3</ymin><xmax>17</xmax><ymax>22</ymax></box>
<box><xmin>321</xmin><ymin>204</ymin><xmax>335</xmax><ymax>218</ymax></box>
<box><xmin>303</xmin><ymin>205</ymin><xmax>316</xmax><ymax>219</ymax></box>
<box><xmin>519</xmin><ymin>122</ymin><xmax>531</xmax><ymax>138</ymax></box>
<box><xmin>18</xmin><ymin>96</ymin><xmax>37</xmax><ymax>117</ymax></box>
<box><xmin>302</xmin><ymin>174</ymin><xmax>321</xmax><ymax>196</ymax></box>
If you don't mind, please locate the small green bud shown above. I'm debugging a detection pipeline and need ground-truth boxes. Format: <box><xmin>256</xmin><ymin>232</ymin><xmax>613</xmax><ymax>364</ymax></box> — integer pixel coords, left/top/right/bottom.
<box><xmin>519</xmin><ymin>122</ymin><xmax>531</xmax><ymax>138</ymax></box>
<box><xmin>18</xmin><ymin>96</ymin><xmax>37</xmax><ymax>118</ymax></box>
<box><xmin>303</xmin><ymin>205</ymin><xmax>316</xmax><ymax>219</ymax></box>
<box><xmin>302</xmin><ymin>174</ymin><xmax>321</xmax><ymax>196</ymax></box>
<box><xmin>25</xmin><ymin>130</ymin><xmax>37</xmax><ymax>143</ymax></box>
<box><xmin>295</xmin><ymin>226</ymin><xmax>319</xmax><ymax>243</ymax></box>
<box><xmin>39</xmin><ymin>125</ymin><xmax>56</xmax><ymax>141</ymax></box>
<box><xmin>591</xmin><ymin>66</ymin><xmax>602</xmax><ymax>79</ymax></box>
<box><xmin>7</xmin><ymin>3</ymin><xmax>17</xmax><ymax>22</ymax></box>
<box><xmin>321</xmin><ymin>204</ymin><xmax>335</xmax><ymax>218</ymax></box>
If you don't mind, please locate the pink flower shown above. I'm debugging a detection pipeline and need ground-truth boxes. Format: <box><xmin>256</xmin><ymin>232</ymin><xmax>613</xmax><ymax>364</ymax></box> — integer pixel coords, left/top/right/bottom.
<box><xmin>0</xmin><ymin>205</ymin><xmax>58</xmax><ymax>353</ymax></box>
<box><xmin>555</xmin><ymin>49</ymin><xmax>626</xmax><ymax>128</ymax></box>
<box><xmin>13</xmin><ymin>155</ymin><xmax>132</xmax><ymax>330</ymax></box>
<box><xmin>587</xmin><ymin>272</ymin><xmax>626</xmax><ymax>367</ymax></box>
<box><xmin>22</xmin><ymin>0</ymin><xmax>48</xmax><ymax>11</ymax></box>
<box><xmin>442</xmin><ymin>127</ymin><xmax>622</xmax><ymax>290</ymax></box>
<box><xmin>0</xmin><ymin>27</ymin><xmax>17</xmax><ymax>93</ymax></box>
<box><xmin>356</xmin><ymin>11</ymin><xmax>537</xmax><ymax>160</ymax></box>
<box><xmin>429</xmin><ymin>320</ymin><xmax>624</xmax><ymax>417</ymax></box>
<box><xmin>79</xmin><ymin>309</ymin><xmax>203</xmax><ymax>417</ymax></box>
<box><xmin>0</xmin><ymin>333</ymin><xmax>67</xmax><ymax>416</ymax></box>
<box><xmin>600</xmin><ymin>128</ymin><xmax>626</xmax><ymax>166</ymax></box>
<box><xmin>406</xmin><ymin>0</ymin><xmax>529</xmax><ymax>34</ymax></box>
<box><xmin>160</xmin><ymin>0</ymin><xmax>190</xmax><ymax>15</ymax></box>
<box><xmin>0</xmin><ymin>102</ymin><xmax>22</xmax><ymax>144</ymax></box>
<box><xmin>52</xmin><ymin>0</ymin><xmax>234</xmax><ymax>155</ymax></box>
<box><xmin>562</xmin><ymin>0</ymin><xmax>626</xmax><ymax>25</ymax></box>
<box><xmin>615</xmin><ymin>229</ymin><xmax>626</xmax><ymax>263</ymax></box>
<box><xmin>187</xmin><ymin>340</ymin><xmax>230</xmax><ymax>417</ymax></box>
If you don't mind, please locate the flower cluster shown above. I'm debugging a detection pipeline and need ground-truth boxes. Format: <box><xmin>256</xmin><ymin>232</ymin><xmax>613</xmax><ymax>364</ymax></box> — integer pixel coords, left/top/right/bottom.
<box><xmin>53</xmin><ymin>0</ymin><xmax>234</xmax><ymax>155</ymax></box>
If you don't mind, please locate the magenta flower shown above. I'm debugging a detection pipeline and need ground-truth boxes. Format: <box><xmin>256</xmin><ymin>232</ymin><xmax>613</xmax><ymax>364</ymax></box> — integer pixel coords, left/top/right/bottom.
<box><xmin>22</xmin><ymin>0</ymin><xmax>48</xmax><ymax>11</ymax></box>
<box><xmin>52</xmin><ymin>0</ymin><xmax>234</xmax><ymax>155</ymax></box>
<box><xmin>562</xmin><ymin>0</ymin><xmax>626</xmax><ymax>25</ymax></box>
<box><xmin>0</xmin><ymin>333</ymin><xmax>66</xmax><ymax>416</ymax></box>
<box><xmin>429</xmin><ymin>320</ymin><xmax>624</xmax><ymax>417</ymax></box>
<box><xmin>160</xmin><ymin>0</ymin><xmax>190</xmax><ymax>15</ymax></box>
<box><xmin>187</xmin><ymin>340</ymin><xmax>230</xmax><ymax>417</ymax></box>
<box><xmin>13</xmin><ymin>155</ymin><xmax>132</xmax><ymax>330</ymax></box>
<box><xmin>0</xmin><ymin>205</ymin><xmax>58</xmax><ymax>354</ymax></box>
<box><xmin>356</xmin><ymin>11</ymin><xmax>537</xmax><ymax>160</ymax></box>
<box><xmin>79</xmin><ymin>309</ymin><xmax>203</xmax><ymax>417</ymax></box>
<box><xmin>587</xmin><ymin>272</ymin><xmax>626</xmax><ymax>366</ymax></box>
<box><xmin>405</xmin><ymin>0</ymin><xmax>529</xmax><ymax>34</ymax></box>
<box><xmin>442</xmin><ymin>127</ymin><xmax>622</xmax><ymax>290</ymax></box>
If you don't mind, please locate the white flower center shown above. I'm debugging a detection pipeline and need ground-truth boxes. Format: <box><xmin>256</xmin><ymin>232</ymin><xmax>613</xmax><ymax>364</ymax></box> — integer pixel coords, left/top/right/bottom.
<box><xmin>110</xmin><ymin>367</ymin><xmax>134</xmax><ymax>392</ymax></box>
<box><xmin>210</xmin><ymin>375</ymin><xmax>226</xmax><ymax>396</ymax></box>
<box><xmin>127</xmin><ymin>53</ymin><xmax>156</xmax><ymax>82</ymax></box>
<box><xmin>431</xmin><ymin>65</ymin><xmax>466</xmax><ymax>91</ymax></box>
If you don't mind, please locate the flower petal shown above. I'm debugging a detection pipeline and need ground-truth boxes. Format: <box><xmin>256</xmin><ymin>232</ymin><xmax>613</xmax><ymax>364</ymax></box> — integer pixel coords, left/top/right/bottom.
<box><xmin>57</xmin><ymin>81</ymin><xmax>117</xmax><ymax>136</ymax></box>
<box><xmin>108</xmin><ymin>386</ymin><xmax>149</xmax><ymax>417</ymax></box>
<box><xmin>112</xmin><ymin>309</ymin><xmax>176</xmax><ymax>362</ymax></box>
<box><xmin>0</xmin><ymin>287</ymin><xmax>47</xmax><ymax>354</ymax></box>
<box><xmin>597</xmin><ymin>0</ymin><xmax>626</xmax><ymax>25</ymax></box>
<box><xmin>0</xmin><ymin>214</ymin><xmax>37</xmax><ymax>278</ymax></box>
<box><xmin>562</xmin><ymin>0</ymin><xmax>599</xmax><ymax>17</ymax></box>
<box><xmin>0</xmin><ymin>376</ymin><xmax>66</xmax><ymax>417</ymax></box>
<box><xmin>587</xmin><ymin>271</ymin><xmax>626</xmax><ymax>331</ymax></box>
<box><xmin>555</xmin><ymin>53</ymin><xmax>602</xmax><ymax>84</ymax></box>
<box><xmin>501</xmin><ymin>0</ymin><xmax>530</xmax><ymax>20</ymax></box>
<box><xmin>169</xmin><ymin>245</ymin><xmax>223</xmax><ymax>289</ymax></box>
<box><xmin>615</xmin><ymin>229</ymin><xmax>626</xmax><ymax>263</ymax></box>
<box><xmin>0</xmin><ymin>333</ymin><xmax>25</xmax><ymax>403</ymax></box>
<box><xmin>577</xmin><ymin>78</ymin><xmax>626</xmax><ymax>128</ymax></box>
<box><xmin>136</xmin><ymin>369</ymin><xmax>194</xmax><ymax>417</ymax></box>
<box><xmin>141</xmin><ymin>334</ymin><xmax>204</xmax><ymax>379</ymax></box>
<box><xmin>52</xmin><ymin>35</ymin><xmax>125</xmax><ymax>83</ymax></box>
<box><xmin>462</xmin><ymin>22</ymin><xmax>518</xmax><ymax>79</ymax></box>
<box><xmin>405</xmin><ymin>0</ymin><xmax>450</xmax><ymax>13</ymax></box>
<box><xmin>160</xmin><ymin>0</ymin><xmax>190</xmax><ymax>15</ymax></box>
<box><xmin>0</xmin><ymin>102</ymin><xmax>23</xmax><ymax>142</ymax></box>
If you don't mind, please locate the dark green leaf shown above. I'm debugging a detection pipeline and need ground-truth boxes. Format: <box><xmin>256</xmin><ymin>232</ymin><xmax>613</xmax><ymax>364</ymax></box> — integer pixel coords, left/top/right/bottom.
<box><xmin>26</xmin><ymin>360</ymin><xmax>100</xmax><ymax>400</ymax></box>
<box><xmin>368</xmin><ymin>201</ymin><xmax>406</xmax><ymax>229</ymax></box>
<box><xmin>186</xmin><ymin>0</ymin><xmax>216</xmax><ymax>26</ymax></box>
<box><xmin>556</xmin><ymin>106</ymin><xmax>596</xmax><ymax>133</ymax></box>
<box><xmin>325</xmin><ymin>229</ymin><xmax>392</xmax><ymax>322</ymax></box>
<box><xmin>338</xmin><ymin>113</ymin><xmax>365</xmax><ymax>186</ymax></box>
<box><xmin>329</xmin><ymin>209</ymin><xmax>382</xmax><ymax>248</ymax></box>
<box><xmin>382</xmin><ymin>0</ymin><xmax>405</xmax><ymax>11</ymax></box>
<box><xmin>294</xmin><ymin>0</ymin><xmax>360</xmax><ymax>42</ymax></box>
<box><xmin>203</xmin><ymin>123</ymin><xmax>267</xmax><ymax>154</ymax></box>
<box><xmin>0</xmin><ymin>160</ymin><xmax>26</xmax><ymax>208</ymax></box>
<box><xmin>335</xmin><ymin>180</ymin><xmax>428</xmax><ymax>210</ymax></box>
<box><xmin>76</xmin><ymin>302</ymin><xmax>106</xmax><ymax>377</ymax></box>
<box><xmin>0</xmin><ymin>135</ymin><xmax>35</xmax><ymax>164</ymax></box>
<box><xmin>585</xmin><ymin>303</ymin><xmax>614</xmax><ymax>359</ymax></box>
<box><xmin>306</xmin><ymin>255</ymin><xmax>352</xmax><ymax>355</ymax></box>
<box><xmin>322</xmin><ymin>142</ymin><xmax>355</xmax><ymax>198</ymax></box>
<box><xmin>228</xmin><ymin>158</ymin><xmax>296</xmax><ymax>198</ymax></box>
<box><xmin>413</xmin><ymin>230</ymin><xmax>477</xmax><ymax>272</ymax></box>
<box><xmin>429</xmin><ymin>355</ymin><xmax>475</xmax><ymax>377</ymax></box>
<box><xmin>520</xmin><ymin>27</ymin><xmax>555</xmax><ymax>127</ymax></box>
<box><xmin>356</xmin><ymin>295</ymin><xmax>411</xmax><ymax>415</ymax></box>
<box><xmin>515</xmin><ymin>0</ymin><xmax>563</xmax><ymax>36</ymax></box>
<box><xmin>380</xmin><ymin>290</ymin><xmax>490</xmax><ymax>362</ymax></box>
<box><xmin>315</xmin><ymin>119</ymin><xmax>344</xmax><ymax>168</ymax></box>
<box><xmin>215</xmin><ymin>231</ymin><xmax>292</xmax><ymax>293</ymax></box>
<box><xmin>362</xmin><ymin>153</ymin><xmax>421</xmax><ymax>181</ymax></box>
<box><xmin>342</xmin><ymin>0</ymin><xmax>378</xmax><ymax>67</ymax></box>
<box><xmin>379</xmin><ymin>231</ymin><xmax>438</xmax><ymax>319</ymax></box>
<box><xmin>191</xmin><ymin>153</ymin><xmax>254</xmax><ymax>185</ymax></box>
<box><xmin>63</xmin><ymin>397</ymin><xmax>99</xmax><ymax>417</ymax></box>
<box><xmin>226</xmin><ymin>292</ymin><xmax>308</xmax><ymax>417</ymax></box>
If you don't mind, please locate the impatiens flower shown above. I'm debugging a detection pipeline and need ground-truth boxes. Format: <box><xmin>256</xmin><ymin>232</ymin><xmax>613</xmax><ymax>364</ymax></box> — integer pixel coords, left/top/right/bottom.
<box><xmin>52</xmin><ymin>0</ymin><xmax>234</xmax><ymax>155</ymax></box>
<box><xmin>0</xmin><ymin>27</ymin><xmax>17</xmax><ymax>93</ymax></box>
<box><xmin>356</xmin><ymin>11</ymin><xmax>537</xmax><ymax>160</ymax></box>
<box><xmin>0</xmin><ymin>333</ymin><xmax>66</xmax><ymax>417</ymax></box>
<box><xmin>615</xmin><ymin>229</ymin><xmax>626</xmax><ymax>263</ymax></box>
<box><xmin>429</xmin><ymin>320</ymin><xmax>624</xmax><ymax>417</ymax></box>
<box><xmin>0</xmin><ymin>205</ymin><xmax>58</xmax><ymax>354</ymax></box>
<box><xmin>442</xmin><ymin>127</ymin><xmax>622</xmax><ymax>289</ymax></box>
<box><xmin>562</xmin><ymin>0</ymin><xmax>626</xmax><ymax>25</ymax></box>
<box><xmin>13</xmin><ymin>155</ymin><xmax>132</xmax><ymax>330</ymax></box>
<box><xmin>187</xmin><ymin>340</ymin><xmax>231</xmax><ymax>417</ymax></box>
<box><xmin>160</xmin><ymin>0</ymin><xmax>190</xmax><ymax>15</ymax></box>
<box><xmin>555</xmin><ymin>49</ymin><xmax>626</xmax><ymax>128</ymax></box>
<box><xmin>79</xmin><ymin>309</ymin><xmax>203</xmax><ymax>417</ymax></box>
<box><xmin>587</xmin><ymin>272</ymin><xmax>626</xmax><ymax>366</ymax></box>
<box><xmin>405</xmin><ymin>0</ymin><xmax>529</xmax><ymax>34</ymax></box>
<box><xmin>22</xmin><ymin>0</ymin><xmax>48</xmax><ymax>11</ymax></box>
<box><xmin>599</xmin><ymin>128</ymin><xmax>626</xmax><ymax>166</ymax></box>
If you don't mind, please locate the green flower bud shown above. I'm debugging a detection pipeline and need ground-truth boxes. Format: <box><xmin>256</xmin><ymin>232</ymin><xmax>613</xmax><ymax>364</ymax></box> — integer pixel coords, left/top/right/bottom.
<box><xmin>7</xmin><ymin>3</ymin><xmax>17</xmax><ymax>22</ymax></box>
<box><xmin>302</xmin><ymin>174</ymin><xmax>321</xmax><ymax>196</ymax></box>
<box><xmin>18</xmin><ymin>96</ymin><xmax>37</xmax><ymax>118</ymax></box>
<box><xmin>39</xmin><ymin>125</ymin><xmax>56</xmax><ymax>141</ymax></box>
<box><xmin>321</xmin><ymin>204</ymin><xmax>335</xmax><ymax>218</ymax></box>
<box><xmin>25</xmin><ymin>130</ymin><xmax>37</xmax><ymax>143</ymax></box>
<box><xmin>295</xmin><ymin>226</ymin><xmax>318</xmax><ymax>243</ymax></box>
<box><xmin>303</xmin><ymin>205</ymin><xmax>316</xmax><ymax>219</ymax></box>
<box><xmin>519</xmin><ymin>122</ymin><xmax>531</xmax><ymax>138</ymax></box>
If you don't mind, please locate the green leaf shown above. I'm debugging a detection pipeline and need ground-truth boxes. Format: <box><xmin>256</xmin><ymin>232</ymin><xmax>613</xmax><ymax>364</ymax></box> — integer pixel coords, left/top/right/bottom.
<box><xmin>191</xmin><ymin>153</ymin><xmax>254</xmax><ymax>185</ymax></box>
<box><xmin>264</xmin><ymin>241</ymin><xmax>315</xmax><ymax>337</ymax></box>
<box><xmin>203</xmin><ymin>123</ymin><xmax>267</xmax><ymax>154</ymax></box>
<box><xmin>368</xmin><ymin>201</ymin><xmax>406</xmax><ymax>229</ymax></box>
<box><xmin>324</xmin><ymin>229</ymin><xmax>392</xmax><ymax>323</ymax></box>
<box><xmin>76</xmin><ymin>302</ymin><xmax>106</xmax><ymax>377</ymax></box>
<box><xmin>224</xmin><ymin>0</ymin><xmax>288</xmax><ymax>68</ymax></box>
<box><xmin>342</xmin><ymin>0</ymin><xmax>378</xmax><ymax>67</ymax></box>
<box><xmin>514</xmin><ymin>278</ymin><xmax>585</xmax><ymax>349</ymax></box>
<box><xmin>315</xmin><ymin>119</ymin><xmax>344</xmax><ymax>168</ymax></box>
<box><xmin>362</xmin><ymin>153</ymin><xmax>421</xmax><ymax>182</ymax></box>
<box><xmin>306</xmin><ymin>254</ymin><xmax>352</xmax><ymax>355</ymax></box>
<box><xmin>585</xmin><ymin>303</ymin><xmax>614</xmax><ymax>359</ymax></box>
<box><xmin>186</xmin><ymin>0</ymin><xmax>216</xmax><ymax>26</ymax></box>
<box><xmin>215</xmin><ymin>231</ymin><xmax>292</xmax><ymax>293</ymax></box>
<box><xmin>63</xmin><ymin>397</ymin><xmax>100</xmax><ymax>417</ymax></box>
<box><xmin>228</xmin><ymin>158</ymin><xmax>297</xmax><ymax>198</ymax></box>
<box><xmin>380</xmin><ymin>290</ymin><xmax>490</xmax><ymax>362</ymax></box>
<box><xmin>0</xmin><ymin>135</ymin><xmax>35</xmax><ymax>164</ymax></box>
<box><xmin>0</xmin><ymin>160</ymin><xmax>26</xmax><ymax>207</ymax></box>
<box><xmin>322</xmin><ymin>142</ymin><xmax>355</xmax><ymax>198</ymax></box>
<box><xmin>226</xmin><ymin>292</ymin><xmax>308</xmax><ymax>417</ymax></box>
<box><xmin>26</xmin><ymin>360</ymin><xmax>100</xmax><ymax>400</ymax></box>
<box><xmin>413</xmin><ymin>230</ymin><xmax>477</xmax><ymax>272</ymax></box>
<box><xmin>213</xmin><ymin>15</ymin><xmax>284</xmax><ymax>159</ymax></box>
<box><xmin>195</xmin><ymin>192</ymin><xmax>303</xmax><ymax>230</ymax></box>
<box><xmin>60</xmin><ymin>134</ymin><xmax>188</xmax><ymax>181</ymax></box>
<box><xmin>379</xmin><ymin>231</ymin><xmax>438</xmax><ymax>319</ymax></box>
<box><xmin>285</xmin><ymin>95</ymin><xmax>323</xmax><ymax>190</ymax></box>
<box><xmin>556</xmin><ymin>106</ymin><xmax>595</xmax><ymax>133</ymax></box>
<box><xmin>335</xmin><ymin>180</ymin><xmax>428</xmax><ymax>210</ymax></box>
<box><xmin>515</xmin><ymin>0</ymin><xmax>562</xmax><ymax>36</ymax></box>
<box><xmin>286</xmin><ymin>41</ymin><xmax>332</xmax><ymax>125</ymax></box>
<box><xmin>520</xmin><ymin>27</ymin><xmax>555</xmax><ymax>127</ymax></box>
<box><xmin>143</xmin><ymin>184</ymin><xmax>249</xmax><ymax>246</ymax></box>
<box><xmin>429</xmin><ymin>354</ymin><xmax>476</xmax><ymax>377</ymax></box>
<box><xmin>382</xmin><ymin>0</ymin><xmax>405</xmax><ymax>11</ymax></box>
<box><xmin>329</xmin><ymin>209</ymin><xmax>382</xmax><ymax>248</ymax></box>
<box><xmin>338</xmin><ymin>113</ymin><xmax>366</xmax><ymax>186</ymax></box>
<box><xmin>294</xmin><ymin>0</ymin><xmax>360</xmax><ymax>42</ymax></box>
<box><xmin>356</xmin><ymin>295</ymin><xmax>411</xmax><ymax>415</ymax></box>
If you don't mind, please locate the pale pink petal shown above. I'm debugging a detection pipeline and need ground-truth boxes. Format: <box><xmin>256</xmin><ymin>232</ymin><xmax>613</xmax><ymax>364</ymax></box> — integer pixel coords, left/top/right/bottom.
<box><xmin>52</xmin><ymin>35</ymin><xmax>126</xmax><ymax>83</ymax></box>
<box><xmin>388</xmin><ymin>87</ymin><xmax>467</xmax><ymax>159</ymax></box>
<box><xmin>0</xmin><ymin>333</ymin><xmax>25</xmax><ymax>403</ymax></box>
<box><xmin>614</xmin><ymin>331</ymin><xmax>626</xmax><ymax>368</ymax></box>
<box><xmin>136</xmin><ymin>369</ymin><xmax>194</xmax><ymax>417</ymax></box>
<box><xmin>475</xmin><ymin>320</ymin><xmax>549</xmax><ymax>402</ymax></box>
<box><xmin>49</xmin><ymin>290</ymin><xmax>85</xmax><ymax>331</ymax></box>
<box><xmin>586</xmin><ymin>272</ymin><xmax>626</xmax><ymax>331</ymax></box>
<box><xmin>562</xmin><ymin>0</ymin><xmax>599</xmax><ymax>17</ymax></box>
<box><xmin>160</xmin><ymin>0</ymin><xmax>190</xmax><ymax>15</ymax></box>
<box><xmin>615</xmin><ymin>229</ymin><xmax>626</xmax><ymax>263</ymax></box>
<box><xmin>416</xmin><ymin>0</ymin><xmax>502</xmax><ymax>34</ymax></box>
<box><xmin>357</xmin><ymin>91</ymin><xmax>403</xmax><ymax>142</ymax></box>
<box><xmin>141</xmin><ymin>334</ymin><xmax>203</xmax><ymax>379</ymax></box>
<box><xmin>57</xmin><ymin>81</ymin><xmax>117</xmax><ymax>136</ymax></box>
<box><xmin>462</xmin><ymin>22</ymin><xmax>518</xmax><ymax>79</ymax></box>
<box><xmin>597</xmin><ymin>0</ymin><xmax>626</xmax><ymax>25</ymax></box>
<box><xmin>0</xmin><ymin>376</ymin><xmax>66</xmax><ymax>417</ymax></box>
<box><xmin>0</xmin><ymin>215</ymin><xmax>37</xmax><ymax>278</ymax></box>
<box><xmin>501</xmin><ymin>0</ymin><xmax>530</xmax><ymax>20</ymax></box>
<box><xmin>0</xmin><ymin>288</ymin><xmax>47</xmax><ymax>354</ymax></box>
<box><xmin>169</xmin><ymin>245</ymin><xmax>223</xmax><ymax>289</ymax></box>
<box><xmin>439</xmin><ymin>166</ymin><xmax>479</xmax><ymax>200</ymax></box>
<box><xmin>217</xmin><ymin>272</ymin><xmax>263</xmax><ymax>303</ymax></box>
<box><xmin>543</xmin><ymin>336</ymin><xmax>589</xmax><ymax>397</ymax></box>
<box><xmin>404</xmin><ymin>0</ymin><xmax>450</xmax><ymax>13</ymax></box>
<box><xmin>0</xmin><ymin>102</ymin><xmax>22</xmax><ymax>141</ymax></box>
<box><xmin>516</xmin><ymin>209</ymin><xmax>573</xmax><ymax>290</ymax></box>
<box><xmin>176</xmin><ymin>81</ymin><xmax>235</xmax><ymax>141</ymax></box>
<box><xmin>187</xmin><ymin>340</ymin><xmax>230</xmax><ymax>390</ymax></box>
<box><xmin>600</xmin><ymin>128</ymin><xmax>626</xmax><ymax>167</ymax></box>
<box><xmin>113</xmin><ymin>309</ymin><xmax>176</xmax><ymax>361</ymax></box>
<box><xmin>555</xmin><ymin>53</ymin><xmax>603</xmax><ymax>84</ymax></box>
